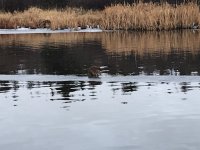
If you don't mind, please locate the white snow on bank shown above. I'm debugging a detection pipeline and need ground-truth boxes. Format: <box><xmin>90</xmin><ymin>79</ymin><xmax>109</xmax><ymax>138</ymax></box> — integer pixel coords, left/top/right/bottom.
<box><xmin>0</xmin><ymin>27</ymin><xmax>103</xmax><ymax>34</ymax></box>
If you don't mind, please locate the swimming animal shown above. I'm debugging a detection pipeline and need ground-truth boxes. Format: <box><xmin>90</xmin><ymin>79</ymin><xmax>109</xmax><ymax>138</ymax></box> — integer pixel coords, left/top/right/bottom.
<box><xmin>87</xmin><ymin>66</ymin><xmax>101</xmax><ymax>78</ymax></box>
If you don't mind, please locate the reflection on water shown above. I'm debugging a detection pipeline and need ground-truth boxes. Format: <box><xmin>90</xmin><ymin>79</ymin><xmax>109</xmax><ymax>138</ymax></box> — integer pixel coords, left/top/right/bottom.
<box><xmin>0</xmin><ymin>80</ymin><xmax>103</xmax><ymax>106</ymax></box>
<box><xmin>1</xmin><ymin>30</ymin><xmax>200</xmax><ymax>75</ymax></box>
<box><xmin>1</xmin><ymin>80</ymin><xmax>200</xmax><ymax>107</ymax></box>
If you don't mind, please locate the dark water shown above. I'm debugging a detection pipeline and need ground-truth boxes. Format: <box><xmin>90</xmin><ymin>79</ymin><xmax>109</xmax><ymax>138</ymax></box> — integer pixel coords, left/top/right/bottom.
<box><xmin>1</xmin><ymin>30</ymin><xmax>200</xmax><ymax>75</ymax></box>
<box><xmin>1</xmin><ymin>30</ymin><xmax>200</xmax><ymax>150</ymax></box>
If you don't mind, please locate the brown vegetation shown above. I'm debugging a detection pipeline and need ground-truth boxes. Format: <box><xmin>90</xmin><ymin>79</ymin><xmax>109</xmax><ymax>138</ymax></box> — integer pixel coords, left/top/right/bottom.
<box><xmin>0</xmin><ymin>2</ymin><xmax>200</xmax><ymax>30</ymax></box>
<box><xmin>102</xmin><ymin>2</ymin><xmax>200</xmax><ymax>30</ymax></box>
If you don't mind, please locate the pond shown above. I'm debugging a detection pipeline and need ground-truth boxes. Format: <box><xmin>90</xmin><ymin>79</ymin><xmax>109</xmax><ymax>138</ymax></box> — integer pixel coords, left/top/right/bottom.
<box><xmin>0</xmin><ymin>30</ymin><xmax>200</xmax><ymax>150</ymax></box>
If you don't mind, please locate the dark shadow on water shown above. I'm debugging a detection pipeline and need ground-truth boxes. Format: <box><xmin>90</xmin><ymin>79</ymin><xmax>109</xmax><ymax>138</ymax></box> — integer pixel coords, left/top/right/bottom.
<box><xmin>0</xmin><ymin>81</ymin><xmax>12</xmax><ymax>93</ymax></box>
<box><xmin>0</xmin><ymin>80</ymin><xmax>200</xmax><ymax>108</ymax></box>
<box><xmin>180</xmin><ymin>82</ymin><xmax>200</xmax><ymax>93</ymax></box>
<box><xmin>121</xmin><ymin>82</ymin><xmax>138</xmax><ymax>93</ymax></box>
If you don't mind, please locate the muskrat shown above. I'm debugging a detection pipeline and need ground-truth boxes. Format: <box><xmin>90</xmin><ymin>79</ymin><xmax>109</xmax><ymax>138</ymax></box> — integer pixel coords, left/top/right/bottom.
<box><xmin>87</xmin><ymin>66</ymin><xmax>101</xmax><ymax>78</ymax></box>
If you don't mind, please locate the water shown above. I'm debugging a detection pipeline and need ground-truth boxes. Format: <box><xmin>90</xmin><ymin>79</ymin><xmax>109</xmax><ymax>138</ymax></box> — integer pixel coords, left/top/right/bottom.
<box><xmin>1</xmin><ymin>30</ymin><xmax>200</xmax><ymax>75</ymax></box>
<box><xmin>1</xmin><ymin>30</ymin><xmax>200</xmax><ymax>150</ymax></box>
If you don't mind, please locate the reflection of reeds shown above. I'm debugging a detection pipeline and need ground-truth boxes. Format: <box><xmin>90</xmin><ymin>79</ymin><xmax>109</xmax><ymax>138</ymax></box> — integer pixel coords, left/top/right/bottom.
<box><xmin>0</xmin><ymin>33</ymin><xmax>102</xmax><ymax>49</ymax></box>
<box><xmin>0</xmin><ymin>30</ymin><xmax>200</xmax><ymax>54</ymax></box>
<box><xmin>101</xmin><ymin>30</ymin><xmax>200</xmax><ymax>54</ymax></box>
<box><xmin>0</xmin><ymin>3</ymin><xmax>200</xmax><ymax>30</ymax></box>
<box><xmin>1</xmin><ymin>30</ymin><xmax>200</xmax><ymax>55</ymax></box>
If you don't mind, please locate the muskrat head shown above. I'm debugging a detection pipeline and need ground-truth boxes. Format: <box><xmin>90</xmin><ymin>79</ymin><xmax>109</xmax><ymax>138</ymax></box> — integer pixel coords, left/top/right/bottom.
<box><xmin>87</xmin><ymin>66</ymin><xmax>101</xmax><ymax>78</ymax></box>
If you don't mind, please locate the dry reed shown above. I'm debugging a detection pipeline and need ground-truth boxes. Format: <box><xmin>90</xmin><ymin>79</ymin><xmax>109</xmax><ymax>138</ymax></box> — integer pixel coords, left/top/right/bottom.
<box><xmin>102</xmin><ymin>2</ymin><xmax>200</xmax><ymax>30</ymax></box>
<box><xmin>0</xmin><ymin>2</ymin><xmax>200</xmax><ymax>30</ymax></box>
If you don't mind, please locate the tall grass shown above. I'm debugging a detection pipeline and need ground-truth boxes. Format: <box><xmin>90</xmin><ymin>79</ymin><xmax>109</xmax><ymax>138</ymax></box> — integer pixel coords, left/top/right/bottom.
<box><xmin>0</xmin><ymin>2</ymin><xmax>200</xmax><ymax>30</ymax></box>
<box><xmin>0</xmin><ymin>7</ymin><xmax>102</xmax><ymax>29</ymax></box>
<box><xmin>102</xmin><ymin>2</ymin><xmax>200</xmax><ymax>30</ymax></box>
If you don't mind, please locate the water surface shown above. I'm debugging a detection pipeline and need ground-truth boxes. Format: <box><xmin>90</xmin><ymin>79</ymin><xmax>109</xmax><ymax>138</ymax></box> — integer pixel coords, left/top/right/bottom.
<box><xmin>1</xmin><ymin>30</ymin><xmax>200</xmax><ymax>75</ymax></box>
<box><xmin>0</xmin><ymin>30</ymin><xmax>200</xmax><ymax>150</ymax></box>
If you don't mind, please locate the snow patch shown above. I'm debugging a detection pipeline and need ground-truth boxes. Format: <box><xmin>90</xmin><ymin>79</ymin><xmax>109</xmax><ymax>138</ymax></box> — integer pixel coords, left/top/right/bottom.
<box><xmin>0</xmin><ymin>28</ymin><xmax>103</xmax><ymax>34</ymax></box>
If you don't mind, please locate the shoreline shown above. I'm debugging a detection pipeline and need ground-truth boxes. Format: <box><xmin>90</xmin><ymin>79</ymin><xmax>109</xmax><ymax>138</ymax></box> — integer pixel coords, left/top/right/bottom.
<box><xmin>0</xmin><ymin>27</ymin><xmax>198</xmax><ymax>35</ymax></box>
<box><xmin>0</xmin><ymin>27</ymin><xmax>103</xmax><ymax>34</ymax></box>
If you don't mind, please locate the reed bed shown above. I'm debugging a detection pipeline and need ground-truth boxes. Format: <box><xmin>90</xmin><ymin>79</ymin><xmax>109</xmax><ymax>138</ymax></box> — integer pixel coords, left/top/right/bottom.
<box><xmin>102</xmin><ymin>2</ymin><xmax>200</xmax><ymax>30</ymax></box>
<box><xmin>0</xmin><ymin>7</ymin><xmax>102</xmax><ymax>29</ymax></box>
<box><xmin>0</xmin><ymin>2</ymin><xmax>200</xmax><ymax>30</ymax></box>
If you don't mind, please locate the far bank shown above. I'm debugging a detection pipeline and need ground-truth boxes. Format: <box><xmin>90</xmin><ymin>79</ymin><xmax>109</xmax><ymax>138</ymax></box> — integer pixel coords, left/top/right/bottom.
<box><xmin>0</xmin><ymin>2</ymin><xmax>199</xmax><ymax>31</ymax></box>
